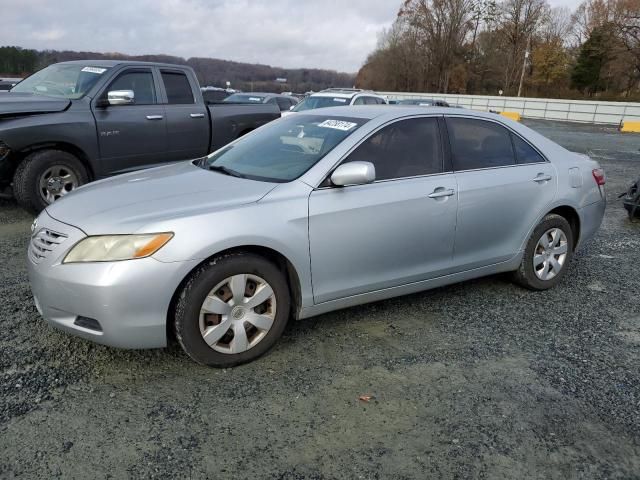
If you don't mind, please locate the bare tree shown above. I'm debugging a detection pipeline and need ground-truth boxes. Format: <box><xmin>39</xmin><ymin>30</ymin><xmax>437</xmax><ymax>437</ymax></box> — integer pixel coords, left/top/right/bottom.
<box><xmin>498</xmin><ymin>0</ymin><xmax>549</xmax><ymax>94</ymax></box>
<box><xmin>400</xmin><ymin>0</ymin><xmax>475</xmax><ymax>92</ymax></box>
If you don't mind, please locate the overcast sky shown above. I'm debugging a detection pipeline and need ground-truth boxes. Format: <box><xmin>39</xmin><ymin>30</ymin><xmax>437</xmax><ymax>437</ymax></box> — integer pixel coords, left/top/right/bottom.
<box><xmin>2</xmin><ymin>0</ymin><xmax>582</xmax><ymax>73</ymax></box>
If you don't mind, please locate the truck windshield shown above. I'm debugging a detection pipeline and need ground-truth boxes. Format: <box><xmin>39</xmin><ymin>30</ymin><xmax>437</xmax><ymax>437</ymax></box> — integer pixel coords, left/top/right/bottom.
<box><xmin>223</xmin><ymin>94</ymin><xmax>266</xmax><ymax>103</ymax></box>
<box><xmin>292</xmin><ymin>96</ymin><xmax>351</xmax><ymax>112</ymax></box>
<box><xmin>11</xmin><ymin>64</ymin><xmax>110</xmax><ymax>99</ymax></box>
<box><xmin>201</xmin><ymin>115</ymin><xmax>367</xmax><ymax>182</ymax></box>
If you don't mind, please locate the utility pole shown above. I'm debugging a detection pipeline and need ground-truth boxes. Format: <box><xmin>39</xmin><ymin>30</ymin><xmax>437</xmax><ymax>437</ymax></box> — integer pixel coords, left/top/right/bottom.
<box><xmin>517</xmin><ymin>36</ymin><xmax>530</xmax><ymax>97</ymax></box>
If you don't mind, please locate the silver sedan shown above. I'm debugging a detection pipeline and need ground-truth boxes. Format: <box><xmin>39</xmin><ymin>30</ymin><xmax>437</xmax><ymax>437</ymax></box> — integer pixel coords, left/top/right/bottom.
<box><xmin>27</xmin><ymin>107</ymin><xmax>606</xmax><ymax>366</ymax></box>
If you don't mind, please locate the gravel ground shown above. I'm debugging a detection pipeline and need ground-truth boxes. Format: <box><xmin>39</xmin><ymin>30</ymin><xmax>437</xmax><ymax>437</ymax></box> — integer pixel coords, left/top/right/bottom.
<box><xmin>0</xmin><ymin>119</ymin><xmax>639</xmax><ymax>479</ymax></box>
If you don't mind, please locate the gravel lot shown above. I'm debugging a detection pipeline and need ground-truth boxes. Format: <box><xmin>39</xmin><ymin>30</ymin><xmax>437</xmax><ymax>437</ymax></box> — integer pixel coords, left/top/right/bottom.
<box><xmin>1</xmin><ymin>119</ymin><xmax>639</xmax><ymax>479</ymax></box>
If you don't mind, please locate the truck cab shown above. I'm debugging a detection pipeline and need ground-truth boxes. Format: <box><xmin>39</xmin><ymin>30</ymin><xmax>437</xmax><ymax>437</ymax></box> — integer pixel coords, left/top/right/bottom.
<box><xmin>0</xmin><ymin>61</ymin><xmax>280</xmax><ymax>213</ymax></box>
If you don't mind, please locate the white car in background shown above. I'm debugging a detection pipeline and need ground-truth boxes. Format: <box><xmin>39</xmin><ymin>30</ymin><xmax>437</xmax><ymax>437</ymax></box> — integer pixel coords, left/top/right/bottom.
<box><xmin>283</xmin><ymin>88</ymin><xmax>387</xmax><ymax>116</ymax></box>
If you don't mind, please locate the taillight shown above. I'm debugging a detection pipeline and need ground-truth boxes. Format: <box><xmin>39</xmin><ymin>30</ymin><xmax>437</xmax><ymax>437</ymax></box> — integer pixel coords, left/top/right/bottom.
<box><xmin>592</xmin><ymin>168</ymin><xmax>605</xmax><ymax>186</ymax></box>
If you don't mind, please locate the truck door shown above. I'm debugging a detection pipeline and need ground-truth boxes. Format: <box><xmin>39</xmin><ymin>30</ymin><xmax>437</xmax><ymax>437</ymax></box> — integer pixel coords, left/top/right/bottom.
<box><xmin>159</xmin><ymin>69</ymin><xmax>209</xmax><ymax>161</ymax></box>
<box><xmin>93</xmin><ymin>68</ymin><xmax>168</xmax><ymax>175</ymax></box>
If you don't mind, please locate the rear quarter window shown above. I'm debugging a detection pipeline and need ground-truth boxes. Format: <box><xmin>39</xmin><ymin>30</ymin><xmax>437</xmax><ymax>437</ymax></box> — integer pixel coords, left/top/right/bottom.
<box><xmin>512</xmin><ymin>133</ymin><xmax>546</xmax><ymax>164</ymax></box>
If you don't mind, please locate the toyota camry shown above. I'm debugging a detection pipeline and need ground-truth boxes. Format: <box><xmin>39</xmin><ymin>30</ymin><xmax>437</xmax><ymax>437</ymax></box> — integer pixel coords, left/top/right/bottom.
<box><xmin>27</xmin><ymin>107</ymin><xmax>606</xmax><ymax>366</ymax></box>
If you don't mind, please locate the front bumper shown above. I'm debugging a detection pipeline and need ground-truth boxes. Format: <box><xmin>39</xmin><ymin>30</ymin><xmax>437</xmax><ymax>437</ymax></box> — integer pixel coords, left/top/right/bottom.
<box><xmin>27</xmin><ymin>211</ymin><xmax>199</xmax><ymax>349</ymax></box>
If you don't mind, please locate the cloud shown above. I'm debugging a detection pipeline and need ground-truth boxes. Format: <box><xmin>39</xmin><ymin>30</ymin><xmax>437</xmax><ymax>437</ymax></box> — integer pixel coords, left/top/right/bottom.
<box><xmin>0</xmin><ymin>0</ymin><xmax>400</xmax><ymax>72</ymax></box>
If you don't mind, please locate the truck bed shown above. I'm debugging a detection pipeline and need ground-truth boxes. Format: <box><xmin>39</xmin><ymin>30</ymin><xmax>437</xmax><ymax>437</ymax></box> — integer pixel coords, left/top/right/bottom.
<box><xmin>208</xmin><ymin>103</ymin><xmax>280</xmax><ymax>151</ymax></box>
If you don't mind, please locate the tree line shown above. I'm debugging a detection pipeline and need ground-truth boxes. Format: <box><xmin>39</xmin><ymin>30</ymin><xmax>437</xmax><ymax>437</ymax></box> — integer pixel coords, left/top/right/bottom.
<box><xmin>0</xmin><ymin>46</ymin><xmax>356</xmax><ymax>93</ymax></box>
<box><xmin>356</xmin><ymin>0</ymin><xmax>640</xmax><ymax>100</ymax></box>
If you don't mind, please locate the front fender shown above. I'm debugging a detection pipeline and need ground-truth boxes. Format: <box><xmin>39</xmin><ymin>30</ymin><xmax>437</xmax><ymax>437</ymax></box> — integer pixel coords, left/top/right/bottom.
<box><xmin>0</xmin><ymin>101</ymin><xmax>99</xmax><ymax>166</ymax></box>
<box><xmin>148</xmin><ymin>183</ymin><xmax>314</xmax><ymax>309</ymax></box>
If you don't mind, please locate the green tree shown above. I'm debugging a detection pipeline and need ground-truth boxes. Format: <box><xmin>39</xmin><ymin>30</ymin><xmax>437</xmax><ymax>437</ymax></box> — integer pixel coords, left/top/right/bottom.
<box><xmin>571</xmin><ymin>25</ymin><xmax>615</xmax><ymax>93</ymax></box>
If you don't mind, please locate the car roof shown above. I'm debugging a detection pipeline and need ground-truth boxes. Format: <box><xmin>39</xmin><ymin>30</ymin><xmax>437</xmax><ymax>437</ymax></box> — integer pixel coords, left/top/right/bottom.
<box><xmin>294</xmin><ymin>105</ymin><xmax>508</xmax><ymax>122</ymax></box>
<box><xmin>57</xmin><ymin>59</ymin><xmax>192</xmax><ymax>69</ymax></box>
<box><xmin>236</xmin><ymin>92</ymin><xmax>294</xmax><ymax>98</ymax></box>
<box><xmin>311</xmin><ymin>90</ymin><xmax>384</xmax><ymax>99</ymax></box>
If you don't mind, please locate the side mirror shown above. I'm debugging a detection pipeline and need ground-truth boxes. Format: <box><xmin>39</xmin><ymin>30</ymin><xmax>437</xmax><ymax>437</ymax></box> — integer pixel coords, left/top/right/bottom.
<box><xmin>107</xmin><ymin>90</ymin><xmax>135</xmax><ymax>106</ymax></box>
<box><xmin>330</xmin><ymin>161</ymin><xmax>375</xmax><ymax>186</ymax></box>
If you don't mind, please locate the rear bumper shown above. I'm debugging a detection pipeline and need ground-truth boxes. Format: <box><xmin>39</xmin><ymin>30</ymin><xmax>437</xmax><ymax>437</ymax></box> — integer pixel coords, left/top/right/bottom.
<box><xmin>577</xmin><ymin>199</ymin><xmax>606</xmax><ymax>249</ymax></box>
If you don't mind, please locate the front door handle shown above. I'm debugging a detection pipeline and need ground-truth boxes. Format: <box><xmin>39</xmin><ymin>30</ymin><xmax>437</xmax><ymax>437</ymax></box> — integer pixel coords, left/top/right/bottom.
<box><xmin>190</xmin><ymin>113</ymin><xmax>205</xmax><ymax>118</ymax></box>
<box><xmin>532</xmin><ymin>174</ymin><xmax>552</xmax><ymax>183</ymax></box>
<box><xmin>428</xmin><ymin>188</ymin><xmax>455</xmax><ymax>199</ymax></box>
<box><xmin>146</xmin><ymin>115</ymin><xmax>163</xmax><ymax>120</ymax></box>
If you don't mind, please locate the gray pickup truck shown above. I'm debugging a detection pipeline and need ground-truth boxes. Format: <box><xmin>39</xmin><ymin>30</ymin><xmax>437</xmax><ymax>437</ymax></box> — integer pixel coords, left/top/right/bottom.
<box><xmin>0</xmin><ymin>60</ymin><xmax>281</xmax><ymax>213</ymax></box>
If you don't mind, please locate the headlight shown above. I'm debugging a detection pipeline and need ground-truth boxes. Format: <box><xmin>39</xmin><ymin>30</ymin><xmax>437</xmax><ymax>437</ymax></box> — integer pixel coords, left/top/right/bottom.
<box><xmin>63</xmin><ymin>233</ymin><xmax>173</xmax><ymax>263</ymax></box>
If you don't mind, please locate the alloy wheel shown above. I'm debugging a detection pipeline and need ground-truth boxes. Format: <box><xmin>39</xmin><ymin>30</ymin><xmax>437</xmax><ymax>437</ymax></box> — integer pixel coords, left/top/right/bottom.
<box><xmin>39</xmin><ymin>166</ymin><xmax>79</xmax><ymax>204</ymax></box>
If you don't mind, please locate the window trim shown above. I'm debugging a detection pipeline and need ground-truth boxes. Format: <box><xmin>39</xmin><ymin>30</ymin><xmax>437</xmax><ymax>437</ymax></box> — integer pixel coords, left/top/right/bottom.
<box><xmin>98</xmin><ymin>67</ymin><xmax>158</xmax><ymax>106</ymax></box>
<box><xmin>443</xmin><ymin>115</ymin><xmax>549</xmax><ymax>173</ymax></box>
<box><xmin>316</xmin><ymin>114</ymin><xmax>449</xmax><ymax>189</ymax></box>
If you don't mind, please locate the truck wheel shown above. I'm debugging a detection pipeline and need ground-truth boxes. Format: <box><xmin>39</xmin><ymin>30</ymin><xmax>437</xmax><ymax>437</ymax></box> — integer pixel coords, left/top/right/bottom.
<box><xmin>13</xmin><ymin>150</ymin><xmax>89</xmax><ymax>214</ymax></box>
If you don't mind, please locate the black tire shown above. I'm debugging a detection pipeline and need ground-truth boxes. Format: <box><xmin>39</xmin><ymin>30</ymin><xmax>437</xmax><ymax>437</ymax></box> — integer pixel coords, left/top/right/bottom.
<box><xmin>174</xmin><ymin>252</ymin><xmax>291</xmax><ymax>367</ymax></box>
<box><xmin>512</xmin><ymin>213</ymin><xmax>574</xmax><ymax>290</ymax></box>
<box><xmin>13</xmin><ymin>149</ymin><xmax>89</xmax><ymax>214</ymax></box>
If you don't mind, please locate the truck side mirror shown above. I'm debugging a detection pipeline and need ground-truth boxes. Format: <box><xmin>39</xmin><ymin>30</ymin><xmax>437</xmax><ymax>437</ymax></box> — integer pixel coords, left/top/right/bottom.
<box><xmin>107</xmin><ymin>90</ymin><xmax>135</xmax><ymax>106</ymax></box>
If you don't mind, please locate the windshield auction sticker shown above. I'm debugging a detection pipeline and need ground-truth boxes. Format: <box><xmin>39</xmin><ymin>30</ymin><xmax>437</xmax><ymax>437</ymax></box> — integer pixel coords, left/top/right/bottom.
<box><xmin>317</xmin><ymin>120</ymin><xmax>358</xmax><ymax>131</ymax></box>
<box><xmin>81</xmin><ymin>67</ymin><xmax>107</xmax><ymax>74</ymax></box>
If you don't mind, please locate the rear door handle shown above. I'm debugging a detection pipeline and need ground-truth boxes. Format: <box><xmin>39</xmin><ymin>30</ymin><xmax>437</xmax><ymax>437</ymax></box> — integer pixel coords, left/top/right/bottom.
<box><xmin>146</xmin><ymin>115</ymin><xmax>163</xmax><ymax>120</ymax></box>
<box><xmin>533</xmin><ymin>174</ymin><xmax>552</xmax><ymax>183</ymax></box>
<box><xmin>428</xmin><ymin>188</ymin><xmax>455</xmax><ymax>199</ymax></box>
<box><xmin>190</xmin><ymin>113</ymin><xmax>205</xmax><ymax>118</ymax></box>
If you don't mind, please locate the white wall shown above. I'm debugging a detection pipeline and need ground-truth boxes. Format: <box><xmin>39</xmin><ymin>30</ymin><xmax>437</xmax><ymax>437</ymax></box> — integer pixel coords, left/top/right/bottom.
<box><xmin>380</xmin><ymin>92</ymin><xmax>640</xmax><ymax>125</ymax></box>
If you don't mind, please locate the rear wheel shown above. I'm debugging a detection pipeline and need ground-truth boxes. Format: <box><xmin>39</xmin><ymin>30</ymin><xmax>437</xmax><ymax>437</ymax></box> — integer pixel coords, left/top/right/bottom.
<box><xmin>13</xmin><ymin>149</ymin><xmax>88</xmax><ymax>214</ymax></box>
<box><xmin>174</xmin><ymin>252</ymin><xmax>290</xmax><ymax>367</ymax></box>
<box><xmin>512</xmin><ymin>214</ymin><xmax>574</xmax><ymax>290</ymax></box>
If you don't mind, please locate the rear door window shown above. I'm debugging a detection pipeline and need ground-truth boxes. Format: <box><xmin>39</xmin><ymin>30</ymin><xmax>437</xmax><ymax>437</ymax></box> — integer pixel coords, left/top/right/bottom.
<box><xmin>161</xmin><ymin>71</ymin><xmax>194</xmax><ymax>104</ymax></box>
<box><xmin>343</xmin><ymin>117</ymin><xmax>443</xmax><ymax>180</ymax></box>
<box><xmin>446</xmin><ymin>117</ymin><xmax>515</xmax><ymax>171</ymax></box>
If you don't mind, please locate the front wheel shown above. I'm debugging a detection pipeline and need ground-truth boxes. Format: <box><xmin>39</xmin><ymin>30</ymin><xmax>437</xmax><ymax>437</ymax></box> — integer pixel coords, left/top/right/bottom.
<box><xmin>174</xmin><ymin>252</ymin><xmax>291</xmax><ymax>367</ymax></box>
<box><xmin>512</xmin><ymin>214</ymin><xmax>574</xmax><ymax>290</ymax></box>
<box><xmin>13</xmin><ymin>149</ymin><xmax>89</xmax><ymax>214</ymax></box>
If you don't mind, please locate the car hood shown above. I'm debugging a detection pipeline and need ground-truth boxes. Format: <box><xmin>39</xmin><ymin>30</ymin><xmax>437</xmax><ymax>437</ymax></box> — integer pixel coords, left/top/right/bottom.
<box><xmin>0</xmin><ymin>92</ymin><xmax>71</xmax><ymax>117</ymax></box>
<box><xmin>46</xmin><ymin>161</ymin><xmax>278</xmax><ymax>234</ymax></box>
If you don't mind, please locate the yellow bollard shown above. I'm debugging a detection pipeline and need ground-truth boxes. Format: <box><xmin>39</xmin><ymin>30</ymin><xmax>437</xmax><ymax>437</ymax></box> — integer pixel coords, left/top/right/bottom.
<box><xmin>500</xmin><ymin>111</ymin><xmax>521</xmax><ymax>122</ymax></box>
<box><xmin>621</xmin><ymin>121</ymin><xmax>640</xmax><ymax>133</ymax></box>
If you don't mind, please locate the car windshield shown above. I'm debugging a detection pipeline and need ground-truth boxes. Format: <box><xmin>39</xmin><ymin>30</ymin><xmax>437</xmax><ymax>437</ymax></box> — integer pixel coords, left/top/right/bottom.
<box><xmin>11</xmin><ymin>64</ymin><xmax>110</xmax><ymax>99</ymax></box>
<box><xmin>223</xmin><ymin>94</ymin><xmax>266</xmax><ymax>103</ymax></box>
<box><xmin>201</xmin><ymin>114</ymin><xmax>367</xmax><ymax>182</ymax></box>
<box><xmin>292</xmin><ymin>96</ymin><xmax>351</xmax><ymax>112</ymax></box>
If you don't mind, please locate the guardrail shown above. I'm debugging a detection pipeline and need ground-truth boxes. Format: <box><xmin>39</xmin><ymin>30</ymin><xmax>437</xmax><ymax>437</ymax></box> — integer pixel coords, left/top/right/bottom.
<box><xmin>380</xmin><ymin>92</ymin><xmax>640</xmax><ymax>125</ymax></box>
